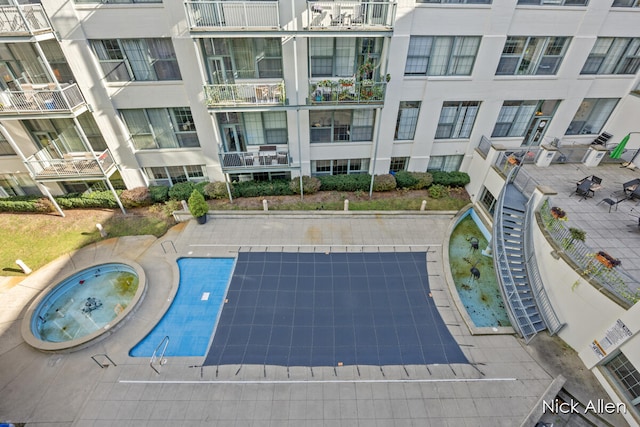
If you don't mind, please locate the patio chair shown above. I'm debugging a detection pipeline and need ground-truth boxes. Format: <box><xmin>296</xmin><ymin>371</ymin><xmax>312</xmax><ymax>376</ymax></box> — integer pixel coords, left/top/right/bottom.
<box><xmin>591</xmin><ymin>175</ymin><xmax>602</xmax><ymax>185</ymax></box>
<box><xmin>330</xmin><ymin>4</ymin><xmax>344</xmax><ymax>25</ymax></box>
<box><xmin>350</xmin><ymin>4</ymin><xmax>365</xmax><ymax>24</ymax></box>
<box><xmin>597</xmin><ymin>198</ymin><xmax>619</xmax><ymax>213</ymax></box>
<box><xmin>628</xmin><ymin>185</ymin><xmax>640</xmax><ymax>202</ymax></box>
<box><xmin>623</xmin><ymin>178</ymin><xmax>640</xmax><ymax>195</ymax></box>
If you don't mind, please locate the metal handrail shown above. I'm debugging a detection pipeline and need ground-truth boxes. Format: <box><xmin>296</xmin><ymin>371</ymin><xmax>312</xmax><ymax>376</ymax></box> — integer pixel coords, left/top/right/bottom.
<box><xmin>150</xmin><ymin>335</ymin><xmax>169</xmax><ymax>375</ymax></box>
<box><xmin>493</xmin><ymin>166</ymin><xmax>539</xmax><ymax>342</ymax></box>
<box><xmin>184</xmin><ymin>1</ymin><xmax>280</xmax><ymax>29</ymax></box>
<box><xmin>524</xmin><ymin>196</ymin><xmax>564</xmax><ymax>335</ymax></box>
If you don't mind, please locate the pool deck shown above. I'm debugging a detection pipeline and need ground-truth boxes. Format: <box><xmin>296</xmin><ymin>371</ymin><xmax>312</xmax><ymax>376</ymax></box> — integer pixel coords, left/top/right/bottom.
<box><xmin>0</xmin><ymin>212</ymin><xmax>630</xmax><ymax>426</ymax></box>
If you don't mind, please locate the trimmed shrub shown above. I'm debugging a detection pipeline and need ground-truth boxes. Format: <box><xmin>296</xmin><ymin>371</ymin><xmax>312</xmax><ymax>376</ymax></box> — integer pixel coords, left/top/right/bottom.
<box><xmin>34</xmin><ymin>197</ymin><xmax>54</xmax><ymax>213</ymax></box>
<box><xmin>412</xmin><ymin>172</ymin><xmax>434</xmax><ymax>189</ymax></box>
<box><xmin>149</xmin><ymin>185</ymin><xmax>169</xmax><ymax>203</ymax></box>
<box><xmin>394</xmin><ymin>171</ymin><xmax>419</xmax><ymax>189</ymax></box>
<box><xmin>194</xmin><ymin>181</ymin><xmax>208</xmax><ymax>197</ymax></box>
<box><xmin>168</xmin><ymin>181</ymin><xmax>195</xmax><ymax>201</ymax></box>
<box><xmin>0</xmin><ymin>199</ymin><xmax>40</xmax><ymax>212</ymax></box>
<box><xmin>373</xmin><ymin>174</ymin><xmax>396</xmax><ymax>192</ymax></box>
<box><xmin>55</xmin><ymin>191</ymin><xmax>118</xmax><ymax>209</ymax></box>
<box><xmin>289</xmin><ymin>176</ymin><xmax>321</xmax><ymax>195</ymax></box>
<box><xmin>232</xmin><ymin>180</ymin><xmax>294</xmax><ymax>198</ymax></box>
<box><xmin>318</xmin><ymin>174</ymin><xmax>371</xmax><ymax>192</ymax></box>
<box><xmin>204</xmin><ymin>181</ymin><xmax>229</xmax><ymax>199</ymax></box>
<box><xmin>431</xmin><ymin>171</ymin><xmax>470</xmax><ymax>187</ymax></box>
<box><xmin>120</xmin><ymin>187</ymin><xmax>151</xmax><ymax>208</ymax></box>
<box><xmin>428</xmin><ymin>184</ymin><xmax>448</xmax><ymax>199</ymax></box>
<box><xmin>188</xmin><ymin>189</ymin><xmax>209</xmax><ymax>218</ymax></box>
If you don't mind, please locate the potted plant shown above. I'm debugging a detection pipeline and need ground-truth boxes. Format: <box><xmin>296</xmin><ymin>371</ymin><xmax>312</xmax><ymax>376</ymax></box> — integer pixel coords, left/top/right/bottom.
<box><xmin>339</xmin><ymin>78</ymin><xmax>354</xmax><ymax>87</ymax></box>
<box><xmin>357</xmin><ymin>61</ymin><xmax>375</xmax><ymax>80</ymax></box>
<box><xmin>564</xmin><ymin>227</ymin><xmax>586</xmax><ymax>250</ymax></box>
<box><xmin>188</xmin><ymin>189</ymin><xmax>209</xmax><ymax>224</ymax></box>
<box><xmin>550</xmin><ymin>206</ymin><xmax>567</xmax><ymax>220</ymax></box>
<box><xmin>595</xmin><ymin>251</ymin><xmax>621</xmax><ymax>268</ymax></box>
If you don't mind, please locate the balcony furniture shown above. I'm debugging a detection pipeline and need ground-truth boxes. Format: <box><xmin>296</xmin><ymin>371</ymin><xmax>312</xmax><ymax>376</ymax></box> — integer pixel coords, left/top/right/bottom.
<box><xmin>597</xmin><ymin>198</ymin><xmax>619</xmax><ymax>213</ymax></box>
<box><xmin>623</xmin><ymin>178</ymin><xmax>640</xmax><ymax>195</ymax></box>
<box><xmin>628</xmin><ymin>185</ymin><xmax>640</xmax><ymax>202</ymax></box>
<box><xmin>350</xmin><ymin>4</ymin><xmax>365</xmax><ymax>24</ymax></box>
<box><xmin>573</xmin><ymin>179</ymin><xmax>594</xmax><ymax>200</ymax></box>
<box><xmin>330</xmin><ymin>4</ymin><xmax>344</xmax><ymax>25</ymax></box>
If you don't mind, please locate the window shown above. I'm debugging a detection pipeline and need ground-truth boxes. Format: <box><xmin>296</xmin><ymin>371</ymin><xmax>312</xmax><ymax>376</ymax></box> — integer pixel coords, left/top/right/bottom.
<box><xmin>77</xmin><ymin>112</ymin><xmax>107</xmax><ymax>151</ymax></box>
<box><xmin>566</xmin><ymin>98</ymin><xmax>619</xmax><ymax>135</ymax></box>
<box><xmin>310</xmin><ymin>110</ymin><xmax>375</xmax><ymax>143</ymax></box>
<box><xmin>201</xmin><ymin>38</ymin><xmax>283</xmax><ymax>81</ymax></box>
<box><xmin>417</xmin><ymin>0</ymin><xmax>490</xmax><ymax>3</ymax></box>
<box><xmin>216</xmin><ymin>112</ymin><xmax>288</xmax><ymax>148</ymax></box>
<box><xmin>605</xmin><ymin>353</ymin><xmax>640</xmax><ymax>411</ymax></box>
<box><xmin>40</xmin><ymin>40</ymin><xmax>74</xmax><ymax>84</ymax></box>
<box><xmin>436</xmin><ymin>101</ymin><xmax>480</xmax><ymax>139</ymax></box>
<box><xmin>479</xmin><ymin>187</ymin><xmax>496</xmax><ymax>216</ymax></box>
<box><xmin>389</xmin><ymin>157</ymin><xmax>409</xmax><ymax>173</ymax></box>
<box><xmin>311</xmin><ymin>158</ymin><xmax>370</xmax><ymax>176</ymax></box>
<box><xmin>91</xmin><ymin>38</ymin><xmax>180</xmax><ymax>82</ymax></box>
<box><xmin>427</xmin><ymin>155</ymin><xmax>463</xmax><ymax>172</ymax></box>
<box><xmin>121</xmin><ymin>108</ymin><xmax>199</xmax><ymax>150</ymax></box>
<box><xmin>309</xmin><ymin>38</ymin><xmax>382</xmax><ymax>78</ymax></box>
<box><xmin>612</xmin><ymin>0</ymin><xmax>640</xmax><ymax>6</ymax></box>
<box><xmin>395</xmin><ymin>101</ymin><xmax>421</xmax><ymax>140</ymax></box>
<box><xmin>517</xmin><ymin>0</ymin><xmax>588</xmax><ymax>5</ymax></box>
<box><xmin>581</xmin><ymin>38</ymin><xmax>640</xmax><ymax>75</ymax></box>
<box><xmin>405</xmin><ymin>36</ymin><xmax>480</xmax><ymax>76</ymax></box>
<box><xmin>144</xmin><ymin>165</ymin><xmax>207</xmax><ymax>187</ymax></box>
<box><xmin>0</xmin><ymin>133</ymin><xmax>15</xmax><ymax>156</ymax></box>
<box><xmin>497</xmin><ymin>37</ymin><xmax>569</xmax><ymax>75</ymax></box>
<box><xmin>230</xmin><ymin>171</ymin><xmax>291</xmax><ymax>182</ymax></box>
<box><xmin>492</xmin><ymin>100</ymin><xmax>540</xmax><ymax>137</ymax></box>
<box><xmin>0</xmin><ymin>173</ymin><xmax>38</xmax><ymax>197</ymax></box>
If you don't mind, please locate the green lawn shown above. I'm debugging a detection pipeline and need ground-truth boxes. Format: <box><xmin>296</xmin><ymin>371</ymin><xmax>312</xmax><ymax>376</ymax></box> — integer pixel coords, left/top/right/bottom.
<box><xmin>0</xmin><ymin>209</ymin><xmax>173</xmax><ymax>276</ymax></box>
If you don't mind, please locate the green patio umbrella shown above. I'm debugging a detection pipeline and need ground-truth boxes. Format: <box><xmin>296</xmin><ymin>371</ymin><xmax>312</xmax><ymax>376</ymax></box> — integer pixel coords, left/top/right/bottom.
<box><xmin>610</xmin><ymin>133</ymin><xmax>630</xmax><ymax>159</ymax></box>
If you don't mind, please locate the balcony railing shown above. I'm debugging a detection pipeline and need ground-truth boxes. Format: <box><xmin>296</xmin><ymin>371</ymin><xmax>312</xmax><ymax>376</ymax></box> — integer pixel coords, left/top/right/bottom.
<box><xmin>25</xmin><ymin>149</ymin><xmax>116</xmax><ymax>181</ymax></box>
<box><xmin>219</xmin><ymin>149</ymin><xmax>290</xmax><ymax>169</ymax></box>
<box><xmin>306</xmin><ymin>1</ymin><xmax>396</xmax><ymax>29</ymax></box>
<box><xmin>185</xmin><ymin>1</ymin><xmax>279</xmax><ymax>30</ymax></box>
<box><xmin>309</xmin><ymin>80</ymin><xmax>386</xmax><ymax>105</ymax></box>
<box><xmin>0</xmin><ymin>84</ymin><xmax>86</xmax><ymax>115</ymax></box>
<box><xmin>204</xmin><ymin>82</ymin><xmax>285</xmax><ymax>107</ymax></box>
<box><xmin>0</xmin><ymin>4</ymin><xmax>53</xmax><ymax>36</ymax></box>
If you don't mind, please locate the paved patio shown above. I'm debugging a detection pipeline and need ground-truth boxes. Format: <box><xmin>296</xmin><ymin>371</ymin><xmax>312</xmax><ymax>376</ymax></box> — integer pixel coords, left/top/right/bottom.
<box><xmin>0</xmin><ymin>211</ymin><xmax>631</xmax><ymax>426</ymax></box>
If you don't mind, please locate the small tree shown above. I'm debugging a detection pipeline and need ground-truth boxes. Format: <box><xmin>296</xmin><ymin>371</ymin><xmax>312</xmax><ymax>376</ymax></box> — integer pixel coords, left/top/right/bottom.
<box><xmin>188</xmin><ymin>189</ymin><xmax>208</xmax><ymax>221</ymax></box>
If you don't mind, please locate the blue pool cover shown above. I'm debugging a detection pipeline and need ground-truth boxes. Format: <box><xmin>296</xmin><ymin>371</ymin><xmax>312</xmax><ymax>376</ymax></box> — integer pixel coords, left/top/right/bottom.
<box><xmin>203</xmin><ymin>252</ymin><xmax>468</xmax><ymax>367</ymax></box>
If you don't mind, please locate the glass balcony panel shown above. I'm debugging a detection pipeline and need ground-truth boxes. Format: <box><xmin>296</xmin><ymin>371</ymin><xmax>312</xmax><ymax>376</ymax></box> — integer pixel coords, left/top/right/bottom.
<box><xmin>306</xmin><ymin>1</ymin><xmax>396</xmax><ymax>30</ymax></box>
<box><xmin>0</xmin><ymin>5</ymin><xmax>52</xmax><ymax>36</ymax></box>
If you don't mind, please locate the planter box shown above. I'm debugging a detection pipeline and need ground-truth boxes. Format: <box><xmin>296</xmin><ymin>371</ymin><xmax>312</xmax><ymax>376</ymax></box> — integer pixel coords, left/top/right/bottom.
<box><xmin>595</xmin><ymin>252</ymin><xmax>619</xmax><ymax>269</ymax></box>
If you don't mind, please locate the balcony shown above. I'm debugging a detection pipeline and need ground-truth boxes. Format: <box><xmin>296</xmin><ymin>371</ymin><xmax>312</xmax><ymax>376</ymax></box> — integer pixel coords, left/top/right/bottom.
<box><xmin>219</xmin><ymin>148</ymin><xmax>290</xmax><ymax>171</ymax></box>
<box><xmin>0</xmin><ymin>4</ymin><xmax>53</xmax><ymax>36</ymax></box>
<box><xmin>184</xmin><ymin>1</ymin><xmax>279</xmax><ymax>31</ymax></box>
<box><xmin>25</xmin><ymin>149</ymin><xmax>117</xmax><ymax>181</ymax></box>
<box><xmin>309</xmin><ymin>79</ymin><xmax>386</xmax><ymax>105</ymax></box>
<box><xmin>305</xmin><ymin>1</ymin><xmax>396</xmax><ymax>30</ymax></box>
<box><xmin>0</xmin><ymin>84</ymin><xmax>87</xmax><ymax>117</ymax></box>
<box><xmin>204</xmin><ymin>82</ymin><xmax>285</xmax><ymax>108</ymax></box>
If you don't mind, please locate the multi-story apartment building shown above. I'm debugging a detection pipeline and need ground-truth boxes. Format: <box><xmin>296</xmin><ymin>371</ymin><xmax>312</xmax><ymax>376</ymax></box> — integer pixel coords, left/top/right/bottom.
<box><xmin>1</xmin><ymin>0</ymin><xmax>640</xmax><ymax>422</ymax></box>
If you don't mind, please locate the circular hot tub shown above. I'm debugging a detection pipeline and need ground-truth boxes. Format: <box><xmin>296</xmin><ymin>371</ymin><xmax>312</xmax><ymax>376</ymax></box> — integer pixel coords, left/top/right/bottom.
<box><xmin>22</xmin><ymin>261</ymin><xmax>146</xmax><ymax>352</ymax></box>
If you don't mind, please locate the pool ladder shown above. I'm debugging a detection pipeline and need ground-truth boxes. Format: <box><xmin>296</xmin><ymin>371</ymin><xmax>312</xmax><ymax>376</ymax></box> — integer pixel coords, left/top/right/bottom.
<box><xmin>150</xmin><ymin>335</ymin><xmax>169</xmax><ymax>374</ymax></box>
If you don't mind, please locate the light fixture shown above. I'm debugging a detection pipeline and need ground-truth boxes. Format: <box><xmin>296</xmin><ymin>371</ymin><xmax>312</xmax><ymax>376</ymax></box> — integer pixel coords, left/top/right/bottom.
<box><xmin>535</xmin><ymin>107</ymin><xmax>544</xmax><ymax>116</ymax></box>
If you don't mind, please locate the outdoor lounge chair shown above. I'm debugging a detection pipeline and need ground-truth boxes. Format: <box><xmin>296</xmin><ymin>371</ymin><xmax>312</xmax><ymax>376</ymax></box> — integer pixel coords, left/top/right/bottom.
<box><xmin>628</xmin><ymin>185</ymin><xmax>640</xmax><ymax>202</ymax></box>
<box><xmin>623</xmin><ymin>178</ymin><xmax>640</xmax><ymax>195</ymax></box>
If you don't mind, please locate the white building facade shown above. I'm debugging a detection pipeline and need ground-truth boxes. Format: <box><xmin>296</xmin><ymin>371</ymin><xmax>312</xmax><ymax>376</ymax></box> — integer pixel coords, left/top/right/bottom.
<box><xmin>0</xmin><ymin>0</ymin><xmax>640</xmax><ymax>422</ymax></box>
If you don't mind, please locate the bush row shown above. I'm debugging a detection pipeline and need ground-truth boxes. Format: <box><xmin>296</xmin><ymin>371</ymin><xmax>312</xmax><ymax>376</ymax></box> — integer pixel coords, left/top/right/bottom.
<box><xmin>0</xmin><ymin>171</ymin><xmax>470</xmax><ymax>212</ymax></box>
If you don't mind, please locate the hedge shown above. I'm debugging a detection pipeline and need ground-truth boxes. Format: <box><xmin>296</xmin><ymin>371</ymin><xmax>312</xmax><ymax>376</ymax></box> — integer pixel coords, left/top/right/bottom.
<box><xmin>373</xmin><ymin>174</ymin><xmax>396</xmax><ymax>192</ymax></box>
<box><xmin>394</xmin><ymin>171</ymin><xmax>419</xmax><ymax>189</ymax></box>
<box><xmin>232</xmin><ymin>180</ymin><xmax>294</xmax><ymax>198</ymax></box>
<box><xmin>55</xmin><ymin>190</ymin><xmax>119</xmax><ymax>209</ymax></box>
<box><xmin>431</xmin><ymin>171</ymin><xmax>470</xmax><ymax>187</ymax></box>
<box><xmin>318</xmin><ymin>174</ymin><xmax>371</xmax><ymax>192</ymax></box>
<box><xmin>289</xmin><ymin>176</ymin><xmax>321</xmax><ymax>195</ymax></box>
<box><xmin>168</xmin><ymin>182</ymin><xmax>196</xmax><ymax>201</ymax></box>
<box><xmin>149</xmin><ymin>185</ymin><xmax>169</xmax><ymax>203</ymax></box>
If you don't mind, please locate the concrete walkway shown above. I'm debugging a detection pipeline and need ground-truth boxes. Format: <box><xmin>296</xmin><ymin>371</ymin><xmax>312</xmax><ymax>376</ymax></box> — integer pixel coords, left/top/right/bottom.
<box><xmin>0</xmin><ymin>212</ymin><xmax>628</xmax><ymax>426</ymax></box>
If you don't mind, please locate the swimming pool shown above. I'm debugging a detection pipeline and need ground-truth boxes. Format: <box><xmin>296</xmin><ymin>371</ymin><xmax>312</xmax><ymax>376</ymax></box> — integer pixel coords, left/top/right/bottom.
<box><xmin>22</xmin><ymin>262</ymin><xmax>146</xmax><ymax>352</ymax></box>
<box><xmin>448</xmin><ymin>208</ymin><xmax>511</xmax><ymax>329</ymax></box>
<box><xmin>130</xmin><ymin>257</ymin><xmax>235</xmax><ymax>357</ymax></box>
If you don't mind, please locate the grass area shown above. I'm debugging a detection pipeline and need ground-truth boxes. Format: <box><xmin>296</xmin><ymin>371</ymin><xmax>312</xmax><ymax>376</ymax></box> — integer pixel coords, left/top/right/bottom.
<box><xmin>0</xmin><ymin>208</ymin><xmax>174</xmax><ymax>276</ymax></box>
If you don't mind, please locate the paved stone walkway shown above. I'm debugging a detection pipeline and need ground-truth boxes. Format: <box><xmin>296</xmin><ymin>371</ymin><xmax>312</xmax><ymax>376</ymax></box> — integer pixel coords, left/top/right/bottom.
<box><xmin>0</xmin><ymin>212</ymin><xmax>629</xmax><ymax>426</ymax></box>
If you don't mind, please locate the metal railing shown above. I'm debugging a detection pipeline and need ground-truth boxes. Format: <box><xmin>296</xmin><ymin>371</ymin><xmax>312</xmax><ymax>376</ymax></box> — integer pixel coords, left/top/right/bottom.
<box><xmin>524</xmin><ymin>196</ymin><xmax>564</xmax><ymax>335</ymax></box>
<box><xmin>0</xmin><ymin>84</ymin><xmax>86</xmax><ymax>115</ymax></box>
<box><xmin>493</xmin><ymin>167</ymin><xmax>540</xmax><ymax>342</ymax></box>
<box><xmin>25</xmin><ymin>149</ymin><xmax>116</xmax><ymax>180</ymax></box>
<box><xmin>219</xmin><ymin>149</ymin><xmax>290</xmax><ymax>169</ymax></box>
<box><xmin>150</xmin><ymin>336</ymin><xmax>169</xmax><ymax>375</ymax></box>
<box><xmin>511</xmin><ymin>166</ymin><xmax>537</xmax><ymax>199</ymax></box>
<box><xmin>0</xmin><ymin>4</ymin><xmax>52</xmax><ymax>35</ymax></box>
<box><xmin>309</xmin><ymin>80</ymin><xmax>386</xmax><ymax>105</ymax></box>
<box><xmin>540</xmin><ymin>199</ymin><xmax>640</xmax><ymax>306</ymax></box>
<box><xmin>184</xmin><ymin>1</ymin><xmax>280</xmax><ymax>29</ymax></box>
<box><xmin>305</xmin><ymin>0</ymin><xmax>396</xmax><ymax>29</ymax></box>
<box><xmin>204</xmin><ymin>82</ymin><xmax>285</xmax><ymax>107</ymax></box>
